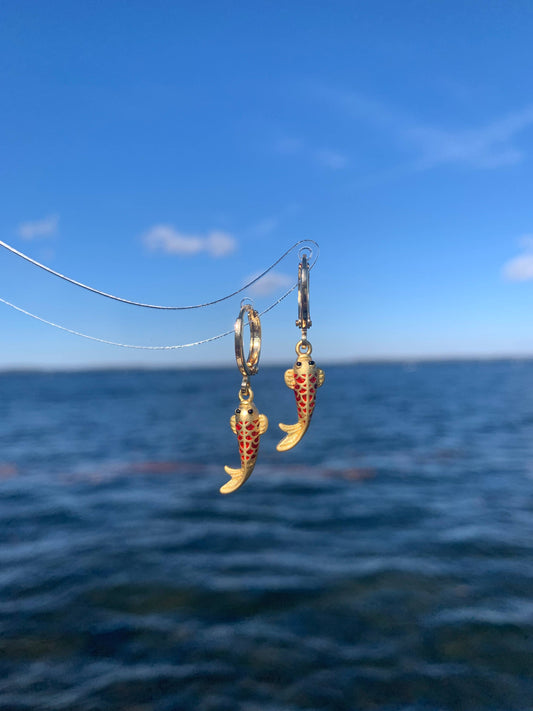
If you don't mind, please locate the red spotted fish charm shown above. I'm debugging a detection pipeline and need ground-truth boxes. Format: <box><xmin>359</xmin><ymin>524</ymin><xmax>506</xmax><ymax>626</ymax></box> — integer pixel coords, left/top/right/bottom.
<box><xmin>277</xmin><ymin>342</ymin><xmax>325</xmax><ymax>452</ymax></box>
<box><xmin>221</xmin><ymin>388</ymin><xmax>268</xmax><ymax>494</ymax></box>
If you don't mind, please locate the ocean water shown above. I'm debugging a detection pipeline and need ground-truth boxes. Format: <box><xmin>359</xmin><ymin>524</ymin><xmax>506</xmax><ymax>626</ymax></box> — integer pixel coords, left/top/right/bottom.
<box><xmin>0</xmin><ymin>362</ymin><xmax>532</xmax><ymax>711</ymax></box>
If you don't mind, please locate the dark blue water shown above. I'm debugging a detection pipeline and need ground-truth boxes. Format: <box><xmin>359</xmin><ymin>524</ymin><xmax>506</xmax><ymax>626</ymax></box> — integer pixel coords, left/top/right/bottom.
<box><xmin>1</xmin><ymin>362</ymin><xmax>533</xmax><ymax>710</ymax></box>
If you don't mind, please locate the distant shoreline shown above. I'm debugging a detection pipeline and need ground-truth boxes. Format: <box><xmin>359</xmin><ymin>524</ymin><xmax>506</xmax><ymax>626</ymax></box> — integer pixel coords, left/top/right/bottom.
<box><xmin>1</xmin><ymin>355</ymin><xmax>533</xmax><ymax>374</ymax></box>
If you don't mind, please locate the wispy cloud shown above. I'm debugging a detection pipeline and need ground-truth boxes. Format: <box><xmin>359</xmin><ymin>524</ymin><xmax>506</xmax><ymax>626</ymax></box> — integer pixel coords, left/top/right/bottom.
<box><xmin>275</xmin><ymin>136</ymin><xmax>348</xmax><ymax>171</ymax></box>
<box><xmin>408</xmin><ymin>108</ymin><xmax>533</xmax><ymax>169</ymax></box>
<box><xmin>502</xmin><ymin>236</ymin><xmax>533</xmax><ymax>281</ymax></box>
<box><xmin>313</xmin><ymin>85</ymin><xmax>533</xmax><ymax>171</ymax></box>
<box><xmin>246</xmin><ymin>270</ymin><xmax>293</xmax><ymax>297</ymax></box>
<box><xmin>250</xmin><ymin>217</ymin><xmax>279</xmax><ymax>237</ymax></box>
<box><xmin>17</xmin><ymin>214</ymin><xmax>59</xmax><ymax>239</ymax></box>
<box><xmin>247</xmin><ymin>203</ymin><xmax>301</xmax><ymax>238</ymax></box>
<box><xmin>143</xmin><ymin>225</ymin><xmax>236</xmax><ymax>257</ymax></box>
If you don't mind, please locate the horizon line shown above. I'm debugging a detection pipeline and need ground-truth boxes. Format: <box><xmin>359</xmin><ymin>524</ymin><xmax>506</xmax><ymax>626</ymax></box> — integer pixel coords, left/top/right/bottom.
<box><xmin>2</xmin><ymin>352</ymin><xmax>533</xmax><ymax>373</ymax></box>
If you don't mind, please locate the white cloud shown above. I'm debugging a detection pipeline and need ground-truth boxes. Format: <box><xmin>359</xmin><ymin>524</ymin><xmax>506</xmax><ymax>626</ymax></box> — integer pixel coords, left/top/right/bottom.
<box><xmin>503</xmin><ymin>235</ymin><xmax>533</xmax><ymax>281</ymax></box>
<box><xmin>312</xmin><ymin>85</ymin><xmax>533</xmax><ymax>171</ymax></box>
<box><xmin>408</xmin><ymin>108</ymin><xmax>533</xmax><ymax>169</ymax></box>
<box><xmin>504</xmin><ymin>254</ymin><xmax>533</xmax><ymax>281</ymax></box>
<box><xmin>246</xmin><ymin>271</ymin><xmax>293</xmax><ymax>297</ymax></box>
<box><xmin>17</xmin><ymin>214</ymin><xmax>59</xmax><ymax>239</ymax></box>
<box><xmin>205</xmin><ymin>231</ymin><xmax>237</xmax><ymax>257</ymax></box>
<box><xmin>143</xmin><ymin>225</ymin><xmax>236</xmax><ymax>257</ymax></box>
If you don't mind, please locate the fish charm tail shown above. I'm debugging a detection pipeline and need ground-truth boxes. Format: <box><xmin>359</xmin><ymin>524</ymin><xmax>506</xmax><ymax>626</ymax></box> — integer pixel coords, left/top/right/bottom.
<box><xmin>277</xmin><ymin>340</ymin><xmax>324</xmax><ymax>452</ymax></box>
<box><xmin>221</xmin><ymin>386</ymin><xmax>268</xmax><ymax>494</ymax></box>
<box><xmin>221</xmin><ymin>464</ymin><xmax>254</xmax><ymax>494</ymax></box>
<box><xmin>277</xmin><ymin>420</ymin><xmax>309</xmax><ymax>452</ymax></box>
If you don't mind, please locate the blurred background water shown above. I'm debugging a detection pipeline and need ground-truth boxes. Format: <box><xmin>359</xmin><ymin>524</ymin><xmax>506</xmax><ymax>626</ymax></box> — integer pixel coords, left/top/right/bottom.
<box><xmin>0</xmin><ymin>361</ymin><xmax>532</xmax><ymax>710</ymax></box>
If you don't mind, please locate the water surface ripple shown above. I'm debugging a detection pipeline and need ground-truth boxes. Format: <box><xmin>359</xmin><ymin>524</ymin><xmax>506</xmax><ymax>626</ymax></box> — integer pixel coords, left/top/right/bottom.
<box><xmin>1</xmin><ymin>363</ymin><xmax>532</xmax><ymax>710</ymax></box>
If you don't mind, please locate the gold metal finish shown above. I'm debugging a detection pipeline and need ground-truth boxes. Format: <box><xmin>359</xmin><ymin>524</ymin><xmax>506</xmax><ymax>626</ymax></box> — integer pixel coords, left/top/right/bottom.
<box><xmin>221</xmin><ymin>386</ymin><xmax>268</xmax><ymax>494</ymax></box>
<box><xmin>222</xmin><ymin>302</ymin><xmax>267</xmax><ymax>494</ymax></box>
<box><xmin>278</xmin><ymin>250</ymin><xmax>324</xmax><ymax>452</ymax></box>
<box><xmin>234</xmin><ymin>303</ymin><xmax>261</xmax><ymax>377</ymax></box>
<box><xmin>277</xmin><ymin>341</ymin><xmax>324</xmax><ymax>451</ymax></box>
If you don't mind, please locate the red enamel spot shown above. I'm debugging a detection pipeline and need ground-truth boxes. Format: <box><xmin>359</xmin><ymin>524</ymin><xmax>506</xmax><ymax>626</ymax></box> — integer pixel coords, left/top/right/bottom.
<box><xmin>297</xmin><ymin>376</ymin><xmax>305</xmax><ymax>384</ymax></box>
<box><xmin>246</xmin><ymin>424</ymin><xmax>254</xmax><ymax>431</ymax></box>
<box><xmin>236</xmin><ymin>423</ymin><xmax>242</xmax><ymax>431</ymax></box>
<box><xmin>310</xmin><ymin>376</ymin><xmax>316</xmax><ymax>383</ymax></box>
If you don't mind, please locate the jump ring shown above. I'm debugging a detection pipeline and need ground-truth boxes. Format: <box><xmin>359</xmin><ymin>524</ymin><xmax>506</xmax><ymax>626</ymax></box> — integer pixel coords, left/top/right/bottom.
<box><xmin>238</xmin><ymin>384</ymin><xmax>254</xmax><ymax>403</ymax></box>
<box><xmin>234</xmin><ymin>303</ymin><xmax>261</xmax><ymax>377</ymax></box>
<box><xmin>296</xmin><ymin>338</ymin><xmax>312</xmax><ymax>356</ymax></box>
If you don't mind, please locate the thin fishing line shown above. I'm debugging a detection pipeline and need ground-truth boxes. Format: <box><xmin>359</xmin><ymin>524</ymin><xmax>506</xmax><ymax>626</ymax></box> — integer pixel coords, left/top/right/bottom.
<box><xmin>0</xmin><ymin>238</ymin><xmax>318</xmax><ymax>310</ymax></box>
<box><xmin>0</xmin><ymin>284</ymin><xmax>298</xmax><ymax>350</ymax></box>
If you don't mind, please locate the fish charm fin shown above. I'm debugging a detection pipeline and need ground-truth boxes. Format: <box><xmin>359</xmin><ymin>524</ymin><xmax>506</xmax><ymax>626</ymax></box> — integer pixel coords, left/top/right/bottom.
<box><xmin>229</xmin><ymin>414</ymin><xmax>237</xmax><ymax>434</ymax></box>
<box><xmin>284</xmin><ymin>369</ymin><xmax>295</xmax><ymax>389</ymax></box>
<box><xmin>317</xmin><ymin>369</ymin><xmax>325</xmax><ymax>388</ymax></box>
<box><xmin>258</xmin><ymin>413</ymin><xmax>268</xmax><ymax>435</ymax></box>
<box><xmin>276</xmin><ymin>421</ymin><xmax>307</xmax><ymax>452</ymax></box>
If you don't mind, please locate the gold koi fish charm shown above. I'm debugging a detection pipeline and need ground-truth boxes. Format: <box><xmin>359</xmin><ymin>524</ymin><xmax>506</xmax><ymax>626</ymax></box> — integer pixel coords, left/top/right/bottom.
<box><xmin>221</xmin><ymin>386</ymin><xmax>268</xmax><ymax>494</ymax></box>
<box><xmin>277</xmin><ymin>340</ymin><xmax>324</xmax><ymax>452</ymax></box>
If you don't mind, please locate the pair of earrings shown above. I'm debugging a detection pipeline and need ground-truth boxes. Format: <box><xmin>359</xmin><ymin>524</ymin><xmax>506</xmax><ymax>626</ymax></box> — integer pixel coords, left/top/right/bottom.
<box><xmin>220</xmin><ymin>252</ymin><xmax>325</xmax><ymax>494</ymax></box>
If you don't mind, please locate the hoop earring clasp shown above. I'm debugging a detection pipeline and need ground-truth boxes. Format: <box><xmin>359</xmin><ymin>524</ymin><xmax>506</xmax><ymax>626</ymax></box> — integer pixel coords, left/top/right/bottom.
<box><xmin>222</xmin><ymin>301</ymin><xmax>268</xmax><ymax>494</ymax></box>
<box><xmin>234</xmin><ymin>302</ymin><xmax>261</xmax><ymax>378</ymax></box>
<box><xmin>296</xmin><ymin>253</ymin><xmax>312</xmax><ymax>335</ymax></box>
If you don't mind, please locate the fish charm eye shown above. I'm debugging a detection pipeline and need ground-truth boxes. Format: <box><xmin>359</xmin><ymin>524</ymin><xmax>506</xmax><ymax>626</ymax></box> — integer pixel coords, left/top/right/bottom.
<box><xmin>248</xmin><ymin>409</ymin><xmax>253</xmax><ymax>414</ymax></box>
<box><xmin>235</xmin><ymin>408</ymin><xmax>241</xmax><ymax>414</ymax></box>
<box><xmin>296</xmin><ymin>361</ymin><xmax>302</xmax><ymax>366</ymax></box>
<box><xmin>309</xmin><ymin>360</ymin><xmax>315</xmax><ymax>365</ymax></box>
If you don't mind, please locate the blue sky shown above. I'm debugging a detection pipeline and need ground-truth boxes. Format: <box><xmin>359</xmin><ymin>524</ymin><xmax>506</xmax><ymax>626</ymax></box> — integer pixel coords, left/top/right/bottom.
<box><xmin>2</xmin><ymin>1</ymin><xmax>533</xmax><ymax>368</ymax></box>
